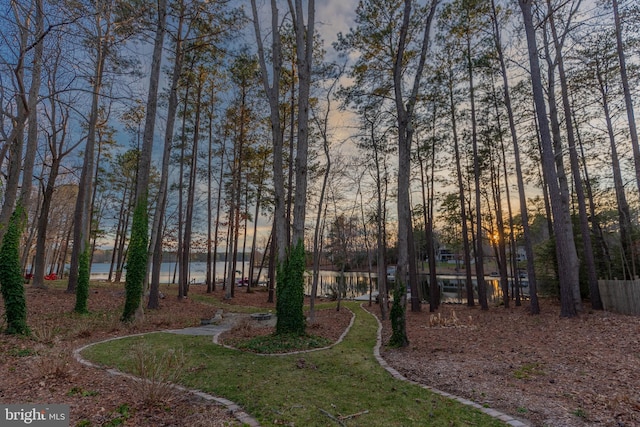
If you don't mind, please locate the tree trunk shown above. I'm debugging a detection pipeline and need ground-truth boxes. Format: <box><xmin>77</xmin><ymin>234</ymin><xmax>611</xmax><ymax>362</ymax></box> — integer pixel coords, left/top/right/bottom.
<box><xmin>543</xmin><ymin>12</ymin><xmax>583</xmax><ymax>313</ymax></box>
<box><xmin>596</xmin><ymin>60</ymin><xmax>634</xmax><ymax>280</ymax></box>
<box><xmin>290</xmin><ymin>0</ymin><xmax>315</xmax><ymax>248</ymax></box>
<box><xmin>0</xmin><ymin>0</ymin><xmax>43</xmax><ymax>237</ymax></box>
<box><xmin>489</xmin><ymin>141</ymin><xmax>509</xmax><ymax>308</ymax></box>
<box><xmin>181</xmin><ymin>72</ymin><xmax>204</xmax><ymax>300</ymax></box>
<box><xmin>572</xmin><ymin>97</ymin><xmax>611</xmax><ymax>280</ymax></box>
<box><xmin>18</xmin><ymin>0</ymin><xmax>45</xmax><ymax>215</ymax></box>
<box><xmin>370</xmin><ymin>112</ymin><xmax>390</xmax><ymax>320</ymax></box>
<box><xmin>612</xmin><ymin>0</ymin><xmax>640</xmax><ymax>204</ymax></box>
<box><xmin>490</xmin><ymin>0</ymin><xmax>538</xmax><ymax>312</ymax></box>
<box><xmin>448</xmin><ymin>69</ymin><xmax>474</xmax><ymax>307</ymax></box>
<box><xmin>149</xmin><ymin>4</ymin><xmax>183</xmax><ymax>307</ymax></box>
<box><xmin>249</xmin><ymin>180</ymin><xmax>264</xmax><ymax>289</ymax></box>
<box><xmin>548</xmin><ymin>7</ymin><xmax>601</xmax><ymax>308</ymax></box>
<box><xmin>519</xmin><ymin>0</ymin><xmax>579</xmax><ymax>317</ymax></box>
<box><xmin>114</xmin><ymin>190</ymin><xmax>132</xmax><ymax>283</ymax></box>
<box><xmin>251</xmin><ymin>0</ymin><xmax>286</xmax><ymax>262</ymax></box>
<box><xmin>33</xmin><ymin>160</ymin><xmax>60</xmax><ymax>289</ymax></box>
<box><xmin>108</xmin><ymin>189</ymin><xmax>126</xmax><ymax>282</ymax></box>
<box><xmin>206</xmin><ymin>86</ymin><xmax>214</xmax><ymax>293</ymax></box>
<box><xmin>121</xmin><ymin>0</ymin><xmax>167</xmax><ymax>321</ymax></box>
<box><xmin>309</xmin><ymin>100</ymin><xmax>332</xmax><ymax>323</ymax></box>
<box><xmin>466</xmin><ymin>30</ymin><xmax>487</xmax><ymax>310</ymax></box>
<box><xmin>67</xmin><ymin>33</ymin><xmax>107</xmax><ymax>293</ymax></box>
<box><xmin>211</xmin><ymin>135</ymin><xmax>227</xmax><ymax>292</ymax></box>
<box><xmin>417</xmin><ymin>131</ymin><xmax>438</xmax><ymax>311</ymax></box>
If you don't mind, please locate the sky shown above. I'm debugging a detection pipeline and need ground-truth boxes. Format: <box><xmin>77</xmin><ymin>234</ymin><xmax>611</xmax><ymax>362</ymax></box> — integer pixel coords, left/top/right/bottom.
<box><xmin>315</xmin><ymin>0</ymin><xmax>358</xmax><ymax>46</ymax></box>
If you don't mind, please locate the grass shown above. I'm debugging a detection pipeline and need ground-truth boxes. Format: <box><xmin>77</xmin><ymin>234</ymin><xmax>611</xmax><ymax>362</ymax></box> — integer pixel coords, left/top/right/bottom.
<box><xmin>67</xmin><ymin>386</ymin><xmax>99</xmax><ymax>397</ymax></box>
<box><xmin>572</xmin><ymin>408</ymin><xmax>588</xmax><ymax>419</ymax></box>
<box><xmin>233</xmin><ymin>332</ymin><xmax>332</xmax><ymax>353</ymax></box>
<box><xmin>82</xmin><ymin>301</ymin><xmax>506</xmax><ymax>426</ymax></box>
<box><xmin>512</xmin><ymin>362</ymin><xmax>545</xmax><ymax>380</ymax></box>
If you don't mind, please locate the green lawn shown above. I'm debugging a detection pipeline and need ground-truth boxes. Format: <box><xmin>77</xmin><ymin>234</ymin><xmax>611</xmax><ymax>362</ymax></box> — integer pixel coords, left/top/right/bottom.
<box><xmin>82</xmin><ymin>301</ymin><xmax>505</xmax><ymax>426</ymax></box>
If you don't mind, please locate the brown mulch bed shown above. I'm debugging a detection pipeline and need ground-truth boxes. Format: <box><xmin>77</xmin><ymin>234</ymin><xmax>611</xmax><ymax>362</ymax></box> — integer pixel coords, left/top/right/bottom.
<box><xmin>217</xmin><ymin>305</ymin><xmax>352</xmax><ymax>350</ymax></box>
<box><xmin>2</xmin><ymin>282</ymin><xmax>639</xmax><ymax>427</ymax></box>
<box><xmin>372</xmin><ymin>300</ymin><xmax>640</xmax><ymax>427</ymax></box>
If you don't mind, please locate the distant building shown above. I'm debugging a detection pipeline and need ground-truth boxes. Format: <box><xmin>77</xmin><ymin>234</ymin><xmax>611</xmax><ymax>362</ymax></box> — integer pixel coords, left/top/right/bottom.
<box><xmin>437</xmin><ymin>248</ymin><xmax>456</xmax><ymax>262</ymax></box>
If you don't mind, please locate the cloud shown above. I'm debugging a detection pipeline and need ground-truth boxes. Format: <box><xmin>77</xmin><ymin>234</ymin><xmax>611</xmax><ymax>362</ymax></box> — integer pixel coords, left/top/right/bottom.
<box><xmin>315</xmin><ymin>0</ymin><xmax>357</xmax><ymax>46</ymax></box>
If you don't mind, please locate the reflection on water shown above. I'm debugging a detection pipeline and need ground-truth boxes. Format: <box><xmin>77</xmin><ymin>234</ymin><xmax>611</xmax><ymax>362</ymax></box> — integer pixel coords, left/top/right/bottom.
<box><xmin>304</xmin><ymin>271</ymin><xmax>529</xmax><ymax>304</ymax></box>
<box><xmin>437</xmin><ymin>274</ymin><xmax>529</xmax><ymax>304</ymax></box>
<box><xmin>304</xmin><ymin>271</ymin><xmax>377</xmax><ymax>300</ymax></box>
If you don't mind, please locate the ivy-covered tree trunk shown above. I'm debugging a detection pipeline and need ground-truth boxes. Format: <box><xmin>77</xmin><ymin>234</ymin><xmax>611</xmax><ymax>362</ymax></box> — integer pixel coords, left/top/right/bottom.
<box><xmin>126</xmin><ymin>0</ymin><xmax>166</xmax><ymax>316</ymax></box>
<box><xmin>389</xmin><ymin>284</ymin><xmax>408</xmax><ymax>348</ymax></box>
<box><xmin>74</xmin><ymin>249</ymin><xmax>90</xmax><ymax>314</ymax></box>
<box><xmin>275</xmin><ymin>241</ymin><xmax>306</xmax><ymax>335</ymax></box>
<box><xmin>122</xmin><ymin>202</ymin><xmax>147</xmax><ymax>322</ymax></box>
<box><xmin>0</xmin><ymin>207</ymin><xmax>29</xmax><ymax>335</ymax></box>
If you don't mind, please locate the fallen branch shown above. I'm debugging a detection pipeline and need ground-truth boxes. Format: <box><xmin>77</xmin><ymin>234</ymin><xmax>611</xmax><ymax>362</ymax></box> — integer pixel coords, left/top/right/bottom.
<box><xmin>339</xmin><ymin>409</ymin><xmax>369</xmax><ymax>420</ymax></box>
<box><xmin>319</xmin><ymin>408</ymin><xmax>346</xmax><ymax>427</ymax></box>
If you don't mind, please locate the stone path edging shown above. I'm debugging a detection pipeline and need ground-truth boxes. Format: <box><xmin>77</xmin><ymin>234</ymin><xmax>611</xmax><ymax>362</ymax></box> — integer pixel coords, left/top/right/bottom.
<box><xmin>363</xmin><ymin>304</ymin><xmax>531</xmax><ymax>427</ymax></box>
<box><xmin>73</xmin><ymin>333</ymin><xmax>261</xmax><ymax>427</ymax></box>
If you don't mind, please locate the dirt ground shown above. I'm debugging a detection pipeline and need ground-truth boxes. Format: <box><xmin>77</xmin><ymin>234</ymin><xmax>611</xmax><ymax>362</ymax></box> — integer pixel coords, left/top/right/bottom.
<box><xmin>375</xmin><ymin>300</ymin><xmax>640</xmax><ymax>427</ymax></box>
<box><xmin>1</xmin><ymin>281</ymin><xmax>639</xmax><ymax>426</ymax></box>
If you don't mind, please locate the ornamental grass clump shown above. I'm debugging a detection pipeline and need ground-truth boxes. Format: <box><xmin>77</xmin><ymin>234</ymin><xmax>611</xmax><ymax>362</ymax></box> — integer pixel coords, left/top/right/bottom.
<box><xmin>130</xmin><ymin>344</ymin><xmax>185</xmax><ymax>404</ymax></box>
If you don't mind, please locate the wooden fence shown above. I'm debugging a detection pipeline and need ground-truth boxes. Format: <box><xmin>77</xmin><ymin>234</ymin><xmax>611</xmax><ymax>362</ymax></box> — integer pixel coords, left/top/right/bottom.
<box><xmin>597</xmin><ymin>280</ymin><xmax>640</xmax><ymax>315</ymax></box>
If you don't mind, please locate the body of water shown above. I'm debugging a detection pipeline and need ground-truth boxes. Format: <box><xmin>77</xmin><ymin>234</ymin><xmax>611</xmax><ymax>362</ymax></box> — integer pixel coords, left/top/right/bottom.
<box><xmin>90</xmin><ymin>263</ymin><xmax>527</xmax><ymax>304</ymax></box>
<box><xmin>90</xmin><ymin>261</ymin><xmax>257</xmax><ymax>284</ymax></box>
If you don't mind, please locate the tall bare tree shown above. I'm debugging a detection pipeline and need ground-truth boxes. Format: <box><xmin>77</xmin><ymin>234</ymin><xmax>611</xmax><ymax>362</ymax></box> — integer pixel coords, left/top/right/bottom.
<box><xmin>251</xmin><ymin>0</ymin><xmax>286</xmax><ymax>262</ymax></box>
<box><xmin>489</xmin><ymin>0</ymin><xmax>539</xmax><ymax>313</ymax></box>
<box><xmin>612</xmin><ymin>0</ymin><xmax>640</xmax><ymax>202</ymax></box>
<box><xmin>519</xmin><ymin>0</ymin><xmax>580</xmax><ymax>317</ymax></box>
